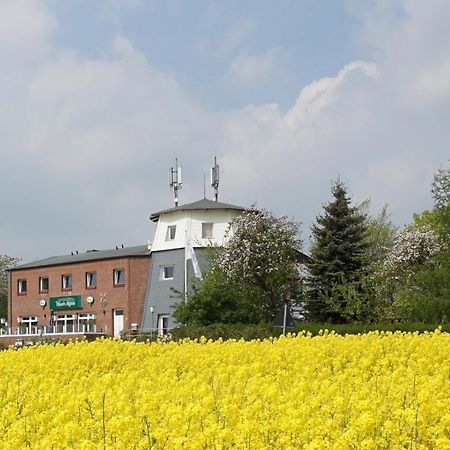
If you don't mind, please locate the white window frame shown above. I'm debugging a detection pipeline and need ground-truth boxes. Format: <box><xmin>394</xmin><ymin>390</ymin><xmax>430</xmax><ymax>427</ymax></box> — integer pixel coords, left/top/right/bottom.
<box><xmin>39</xmin><ymin>276</ymin><xmax>49</xmax><ymax>293</ymax></box>
<box><xmin>202</xmin><ymin>222</ymin><xmax>214</xmax><ymax>239</ymax></box>
<box><xmin>158</xmin><ymin>314</ymin><xmax>170</xmax><ymax>337</ymax></box>
<box><xmin>78</xmin><ymin>313</ymin><xmax>96</xmax><ymax>332</ymax></box>
<box><xmin>17</xmin><ymin>279</ymin><xmax>27</xmax><ymax>294</ymax></box>
<box><xmin>55</xmin><ymin>314</ymin><xmax>76</xmax><ymax>333</ymax></box>
<box><xmin>166</xmin><ymin>225</ymin><xmax>177</xmax><ymax>241</ymax></box>
<box><xmin>160</xmin><ymin>266</ymin><xmax>174</xmax><ymax>280</ymax></box>
<box><xmin>113</xmin><ymin>268</ymin><xmax>125</xmax><ymax>286</ymax></box>
<box><xmin>18</xmin><ymin>316</ymin><xmax>38</xmax><ymax>333</ymax></box>
<box><xmin>62</xmin><ymin>274</ymin><xmax>72</xmax><ymax>291</ymax></box>
<box><xmin>86</xmin><ymin>271</ymin><xmax>97</xmax><ymax>288</ymax></box>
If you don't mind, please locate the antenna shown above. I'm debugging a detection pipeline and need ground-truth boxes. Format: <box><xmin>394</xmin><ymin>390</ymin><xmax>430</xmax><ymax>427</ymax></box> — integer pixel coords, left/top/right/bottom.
<box><xmin>210</xmin><ymin>156</ymin><xmax>219</xmax><ymax>202</ymax></box>
<box><xmin>169</xmin><ymin>158</ymin><xmax>183</xmax><ymax>207</ymax></box>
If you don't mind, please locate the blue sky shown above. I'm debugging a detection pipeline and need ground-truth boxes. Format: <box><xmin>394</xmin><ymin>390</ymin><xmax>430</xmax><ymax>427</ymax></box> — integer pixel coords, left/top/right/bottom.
<box><xmin>1</xmin><ymin>0</ymin><xmax>450</xmax><ymax>261</ymax></box>
<box><xmin>50</xmin><ymin>1</ymin><xmax>360</xmax><ymax>109</ymax></box>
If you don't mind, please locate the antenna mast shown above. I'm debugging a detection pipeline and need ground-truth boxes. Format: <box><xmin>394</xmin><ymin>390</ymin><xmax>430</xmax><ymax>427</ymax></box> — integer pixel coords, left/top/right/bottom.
<box><xmin>169</xmin><ymin>158</ymin><xmax>183</xmax><ymax>207</ymax></box>
<box><xmin>211</xmin><ymin>156</ymin><xmax>219</xmax><ymax>202</ymax></box>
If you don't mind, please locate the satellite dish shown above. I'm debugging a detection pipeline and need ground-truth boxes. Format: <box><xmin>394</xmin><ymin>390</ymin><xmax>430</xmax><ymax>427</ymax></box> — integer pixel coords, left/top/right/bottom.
<box><xmin>86</xmin><ymin>296</ymin><xmax>94</xmax><ymax>304</ymax></box>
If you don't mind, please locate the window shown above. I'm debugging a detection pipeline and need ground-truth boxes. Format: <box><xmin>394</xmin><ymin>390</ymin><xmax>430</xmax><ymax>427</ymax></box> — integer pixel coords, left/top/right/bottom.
<box><xmin>113</xmin><ymin>268</ymin><xmax>125</xmax><ymax>286</ymax></box>
<box><xmin>202</xmin><ymin>222</ymin><xmax>214</xmax><ymax>239</ymax></box>
<box><xmin>62</xmin><ymin>274</ymin><xmax>72</xmax><ymax>291</ymax></box>
<box><xmin>161</xmin><ymin>266</ymin><xmax>174</xmax><ymax>280</ymax></box>
<box><xmin>86</xmin><ymin>272</ymin><xmax>97</xmax><ymax>289</ymax></box>
<box><xmin>17</xmin><ymin>279</ymin><xmax>27</xmax><ymax>295</ymax></box>
<box><xmin>18</xmin><ymin>316</ymin><xmax>38</xmax><ymax>333</ymax></box>
<box><xmin>54</xmin><ymin>314</ymin><xmax>75</xmax><ymax>333</ymax></box>
<box><xmin>78</xmin><ymin>313</ymin><xmax>96</xmax><ymax>332</ymax></box>
<box><xmin>165</xmin><ymin>225</ymin><xmax>176</xmax><ymax>241</ymax></box>
<box><xmin>39</xmin><ymin>277</ymin><xmax>49</xmax><ymax>293</ymax></box>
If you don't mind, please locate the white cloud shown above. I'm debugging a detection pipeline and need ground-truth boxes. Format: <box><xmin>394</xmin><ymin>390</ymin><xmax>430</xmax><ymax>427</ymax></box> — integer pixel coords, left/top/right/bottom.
<box><xmin>227</xmin><ymin>48</ymin><xmax>284</xmax><ymax>85</ymax></box>
<box><xmin>286</xmin><ymin>61</ymin><xmax>379</xmax><ymax>125</ymax></box>
<box><xmin>218</xmin><ymin>18</ymin><xmax>256</xmax><ymax>56</ymax></box>
<box><xmin>0</xmin><ymin>0</ymin><xmax>56</xmax><ymax>63</ymax></box>
<box><xmin>2</xmin><ymin>0</ymin><xmax>450</xmax><ymax>261</ymax></box>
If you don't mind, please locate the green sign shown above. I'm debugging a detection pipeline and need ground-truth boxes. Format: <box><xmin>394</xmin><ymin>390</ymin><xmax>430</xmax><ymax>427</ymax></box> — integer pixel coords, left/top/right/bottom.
<box><xmin>50</xmin><ymin>295</ymin><xmax>82</xmax><ymax>310</ymax></box>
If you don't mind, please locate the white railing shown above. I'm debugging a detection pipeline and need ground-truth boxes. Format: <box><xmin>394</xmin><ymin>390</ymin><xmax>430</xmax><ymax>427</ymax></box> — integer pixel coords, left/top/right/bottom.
<box><xmin>0</xmin><ymin>324</ymin><xmax>102</xmax><ymax>337</ymax></box>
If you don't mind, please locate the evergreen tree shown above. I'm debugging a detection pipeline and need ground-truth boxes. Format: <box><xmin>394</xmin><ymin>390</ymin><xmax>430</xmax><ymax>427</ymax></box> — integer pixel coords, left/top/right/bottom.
<box><xmin>305</xmin><ymin>180</ymin><xmax>368</xmax><ymax>322</ymax></box>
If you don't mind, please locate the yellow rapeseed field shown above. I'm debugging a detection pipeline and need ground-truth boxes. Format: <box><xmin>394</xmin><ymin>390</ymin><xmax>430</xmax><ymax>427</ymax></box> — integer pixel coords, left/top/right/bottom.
<box><xmin>0</xmin><ymin>331</ymin><xmax>449</xmax><ymax>449</ymax></box>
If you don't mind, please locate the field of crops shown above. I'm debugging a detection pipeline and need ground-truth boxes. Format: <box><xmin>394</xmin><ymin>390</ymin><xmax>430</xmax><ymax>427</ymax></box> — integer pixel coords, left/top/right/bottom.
<box><xmin>0</xmin><ymin>331</ymin><xmax>448</xmax><ymax>449</ymax></box>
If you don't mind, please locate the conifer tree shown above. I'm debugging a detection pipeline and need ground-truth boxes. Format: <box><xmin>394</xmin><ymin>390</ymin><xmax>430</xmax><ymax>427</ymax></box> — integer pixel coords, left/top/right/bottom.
<box><xmin>305</xmin><ymin>180</ymin><xmax>368</xmax><ymax>322</ymax></box>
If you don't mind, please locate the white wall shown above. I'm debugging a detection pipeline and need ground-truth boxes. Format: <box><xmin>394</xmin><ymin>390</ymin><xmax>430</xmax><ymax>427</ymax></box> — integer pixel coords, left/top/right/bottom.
<box><xmin>151</xmin><ymin>209</ymin><xmax>241</xmax><ymax>252</ymax></box>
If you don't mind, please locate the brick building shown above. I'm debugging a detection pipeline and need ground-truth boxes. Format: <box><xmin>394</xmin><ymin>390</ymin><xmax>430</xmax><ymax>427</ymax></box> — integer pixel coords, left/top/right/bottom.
<box><xmin>6</xmin><ymin>245</ymin><xmax>150</xmax><ymax>341</ymax></box>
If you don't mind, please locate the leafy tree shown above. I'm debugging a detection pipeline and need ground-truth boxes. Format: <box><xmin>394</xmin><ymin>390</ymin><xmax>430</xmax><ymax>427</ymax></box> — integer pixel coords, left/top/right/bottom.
<box><xmin>382</xmin><ymin>227</ymin><xmax>441</xmax><ymax>281</ymax></box>
<box><xmin>218</xmin><ymin>207</ymin><xmax>302</xmax><ymax>321</ymax></box>
<box><xmin>392</xmin><ymin>245</ymin><xmax>450</xmax><ymax>323</ymax></box>
<box><xmin>173</xmin><ymin>207</ymin><xmax>303</xmax><ymax>325</ymax></box>
<box><xmin>383</xmin><ymin>163</ymin><xmax>450</xmax><ymax>322</ymax></box>
<box><xmin>431</xmin><ymin>163</ymin><xmax>450</xmax><ymax>209</ymax></box>
<box><xmin>305</xmin><ymin>180</ymin><xmax>368</xmax><ymax>322</ymax></box>
<box><xmin>173</xmin><ymin>263</ymin><xmax>258</xmax><ymax>325</ymax></box>
<box><xmin>362</xmin><ymin>202</ymin><xmax>398</xmax><ymax>265</ymax></box>
<box><xmin>0</xmin><ymin>255</ymin><xmax>20</xmax><ymax>319</ymax></box>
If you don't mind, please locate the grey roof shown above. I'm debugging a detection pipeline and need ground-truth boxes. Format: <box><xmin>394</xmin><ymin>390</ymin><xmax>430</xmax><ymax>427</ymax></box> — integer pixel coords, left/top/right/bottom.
<box><xmin>12</xmin><ymin>245</ymin><xmax>150</xmax><ymax>270</ymax></box>
<box><xmin>150</xmin><ymin>198</ymin><xmax>245</xmax><ymax>222</ymax></box>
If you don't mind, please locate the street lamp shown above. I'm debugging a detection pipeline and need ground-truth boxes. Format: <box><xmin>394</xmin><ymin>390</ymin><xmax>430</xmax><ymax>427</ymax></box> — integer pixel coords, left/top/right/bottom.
<box><xmin>150</xmin><ymin>307</ymin><xmax>154</xmax><ymax>337</ymax></box>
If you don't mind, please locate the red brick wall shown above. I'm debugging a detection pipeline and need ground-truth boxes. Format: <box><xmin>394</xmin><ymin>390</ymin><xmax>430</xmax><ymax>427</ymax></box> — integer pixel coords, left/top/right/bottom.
<box><xmin>8</xmin><ymin>256</ymin><xmax>150</xmax><ymax>336</ymax></box>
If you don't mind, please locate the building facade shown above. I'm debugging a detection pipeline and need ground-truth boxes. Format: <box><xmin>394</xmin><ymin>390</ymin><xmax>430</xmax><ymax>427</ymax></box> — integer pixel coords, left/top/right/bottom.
<box><xmin>6</xmin><ymin>245</ymin><xmax>150</xmax><ymax>340</ymax></box>
<box><xmin>5</xmin><ymin>198</ymin><xmax>247</xmax><ymax>341</ymax></box>
<box><xmin>141</xmin><ymin>198</ymin><xmax>245</xmax><ymax>335</ymax></box>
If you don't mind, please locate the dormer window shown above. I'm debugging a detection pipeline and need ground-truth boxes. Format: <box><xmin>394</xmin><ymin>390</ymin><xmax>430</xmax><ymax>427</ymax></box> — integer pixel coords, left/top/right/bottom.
<box><xmin>202</xmin><ymin>223</ymin><xmax>213</xmax><ymax>239</ymax></box>
<box><xmin>166</xmin><ymin>225</ymin><xmax>176</xmax><ymax>241</ymax></box>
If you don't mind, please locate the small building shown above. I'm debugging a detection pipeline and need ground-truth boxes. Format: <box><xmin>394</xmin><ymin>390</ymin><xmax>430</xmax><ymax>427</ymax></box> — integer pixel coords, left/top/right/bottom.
<box><xmin>141</xmin><ymin>198</ymin><xmax>245</xmax><ymax>335</ymax></box>
<box><xmin>5</xmin><ymin>245</ymin><xmax>150</xmax><ymax>342</ymax></box>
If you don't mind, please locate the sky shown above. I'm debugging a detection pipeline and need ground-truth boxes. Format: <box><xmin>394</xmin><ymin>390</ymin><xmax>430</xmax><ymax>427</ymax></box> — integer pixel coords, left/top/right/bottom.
<box><xmin>1</xmin><ymin>0</ymin><xmax>449</xmax><ymax>262</ymax></box>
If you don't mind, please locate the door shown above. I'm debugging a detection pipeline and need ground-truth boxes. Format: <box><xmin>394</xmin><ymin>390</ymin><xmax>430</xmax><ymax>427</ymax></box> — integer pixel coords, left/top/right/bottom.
<box><xmin>158</xmin><ymin>314</ymin><xmax>170</xmax><ymax>337</ymax></box>
<box><xmin>113</xmin><ymin>309</ymin><xmax>124</xmax><ymax>337</ymax></box>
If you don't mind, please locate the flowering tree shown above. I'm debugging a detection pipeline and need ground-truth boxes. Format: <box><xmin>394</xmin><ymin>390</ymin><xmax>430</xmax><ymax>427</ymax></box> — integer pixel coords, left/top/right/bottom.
<box><xmin>174</xmin><ymin>207</ymin><xmax>303</xmax><ymax>325</ymax></box>
<box><xmin>382</xmin><ymin>227</ymin><xmax>441</xmax><ymax>281</ymax></box>
<box><xmin>218</xmin><ymin>207</ymin><xmax>302</xmax><ymax>321</ymax></box>
<box><xmin>379</xmin><ymin>163</ymin><xmax>450</xmax><ymax>322</ymax></box>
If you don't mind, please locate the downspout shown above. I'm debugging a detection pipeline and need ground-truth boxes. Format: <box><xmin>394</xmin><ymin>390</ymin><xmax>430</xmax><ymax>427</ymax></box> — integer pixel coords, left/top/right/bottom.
<box><xmin>8</xmin><ymin>269</ymin><xmax>12</xmax><ymax>333</ymax></box>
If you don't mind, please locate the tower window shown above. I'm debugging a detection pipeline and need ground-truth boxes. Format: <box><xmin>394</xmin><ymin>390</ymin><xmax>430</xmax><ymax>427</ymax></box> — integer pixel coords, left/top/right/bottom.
<box><xmin>202</xmin><ymin>223</ymin><xmax>214</xmax><ymax>239</ymax></box>
<box><xmin>166</xmin><ymin>225</ymin><xmax>176</xmax><ymax>241</ymax></box>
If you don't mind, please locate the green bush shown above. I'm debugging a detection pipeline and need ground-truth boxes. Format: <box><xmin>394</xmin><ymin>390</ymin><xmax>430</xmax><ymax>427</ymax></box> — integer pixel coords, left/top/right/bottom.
<box><xmin>171</xmin><ymin>323</ymin><xmax>282</xmax><ymax>341</ymax></box>
<box><xmin>170</xmin><ymin>322</ymin><xmax>448</xmax><ymax>341</ymax></box>
<box><xmin>295</xmin><ymin>322</ymin><xmax>448</xmax><ymax>336</ymax></box>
